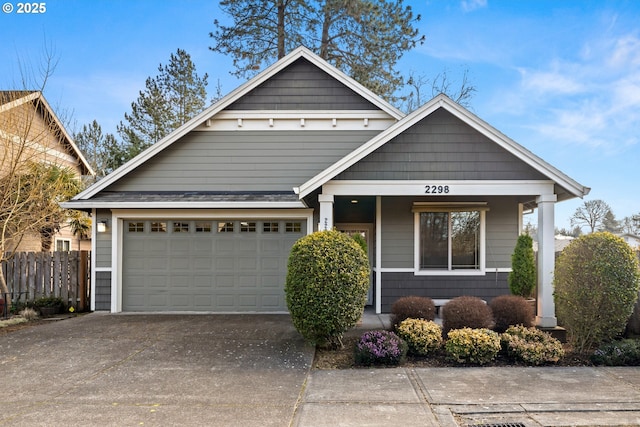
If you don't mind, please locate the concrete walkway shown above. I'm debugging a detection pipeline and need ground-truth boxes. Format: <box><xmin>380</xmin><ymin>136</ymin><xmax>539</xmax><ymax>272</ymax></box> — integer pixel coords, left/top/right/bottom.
<box><xmin>293</xmin><ymin>313</ymin><xmax>640</xmax><ymax>426</ymax></box>
<box><xmin>2</xmin><ymin>312</ymin><xmax>640</xmax><ymax>426</ymax></box>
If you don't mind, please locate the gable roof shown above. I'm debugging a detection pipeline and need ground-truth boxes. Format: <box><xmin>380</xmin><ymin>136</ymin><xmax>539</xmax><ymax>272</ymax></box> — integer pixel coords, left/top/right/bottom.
<box><xmin>296</xmin><ymin>94</ymin><xmax>590</xmax><ymax>201</ymax></box>
<box><xmin>0</xmin><ymin>90</ymin><xmax>95</xmax><ymax>176</ymax></box>
<box><xmin>72</xmin><ymin>46</ymin><xmax>403</xmax><ymax>201</ymax></box>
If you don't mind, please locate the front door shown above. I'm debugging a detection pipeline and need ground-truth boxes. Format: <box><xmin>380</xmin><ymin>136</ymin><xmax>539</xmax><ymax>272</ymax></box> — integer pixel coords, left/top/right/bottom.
<box><xmin>336</xmin><ymin>223</ymin><xmax>374</xmax><ymax>305</ymax></box>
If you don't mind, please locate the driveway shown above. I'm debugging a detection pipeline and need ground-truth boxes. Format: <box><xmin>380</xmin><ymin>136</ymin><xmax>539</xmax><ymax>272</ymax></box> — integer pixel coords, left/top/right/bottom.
<box><xmin>0</xmin><ymin>313</ymin><xmax>314</xmax><ymax>427</ymax></box>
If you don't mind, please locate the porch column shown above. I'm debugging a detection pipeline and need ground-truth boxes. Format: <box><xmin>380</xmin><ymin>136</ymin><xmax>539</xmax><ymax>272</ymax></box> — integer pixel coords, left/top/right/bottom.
<box><xmin>318</xmin><ymin>194</ymin><xmax>334</xmax><ymax>231</ymax></box>
<box><xmin>536</xmin><ymin>194</ymin><xmax>557</xmax><ymax>328</ymax></box>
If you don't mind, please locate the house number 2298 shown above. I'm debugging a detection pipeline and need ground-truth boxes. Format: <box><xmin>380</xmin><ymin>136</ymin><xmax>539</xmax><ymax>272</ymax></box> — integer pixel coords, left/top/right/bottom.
<box><xmin>425</xmin><ymin>185</ymin><xmax>450</xmax><ymax>194</ymax></box>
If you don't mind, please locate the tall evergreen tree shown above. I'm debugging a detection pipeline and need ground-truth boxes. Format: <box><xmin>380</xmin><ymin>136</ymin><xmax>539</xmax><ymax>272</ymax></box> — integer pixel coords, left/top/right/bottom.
<box><xmin>116</xmin><ymin>49</ymin><xmax>208</xmax><ymax>167</ymax></box>
<box><xmin>74</xmin><ymin>120</ymin><xmax>121</xmax><ymax>178</ymax></box>
<box><xmin>210</xmin><ymin>0</ymin><xmax>423</xmax><ymax>102</ymax></box>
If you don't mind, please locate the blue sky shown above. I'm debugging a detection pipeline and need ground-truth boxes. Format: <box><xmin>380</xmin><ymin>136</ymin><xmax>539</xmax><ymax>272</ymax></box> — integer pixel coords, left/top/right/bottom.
<box><xmin>1</xmin><ymin>0</ymin><xmax>639</xmax><ymax>230</ymax></box>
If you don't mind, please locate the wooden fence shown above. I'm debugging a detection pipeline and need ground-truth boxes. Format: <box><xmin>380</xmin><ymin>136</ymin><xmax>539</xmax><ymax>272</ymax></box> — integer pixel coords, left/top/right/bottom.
<box><xmin>2</xmin><ymin>251</ymin><xmax>91</xmax><ymax>311</ymax></box>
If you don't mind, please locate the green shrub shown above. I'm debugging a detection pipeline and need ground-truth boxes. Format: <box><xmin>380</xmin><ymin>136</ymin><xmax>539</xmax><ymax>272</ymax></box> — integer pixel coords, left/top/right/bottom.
<box><xmin>354</xmin><ymin>330</ymin><xmax>407</xmax><ymax>366</ymax></box>
<box><xmin>285</xmin><ymin>230</ymin><xmax>370</xmax><ymax>347</ymax></box>
<box><xmin>554</xmin><ymin>232</ymin><xmax>640</xmax><ymax>352</ymax></box>
<box><xmin>442</xmin><ymin>296</ymin><xmax>494</xmax><ymax>335</ymax></box>
<box><xmin>390</xmin><ymin>296</ymin><xmax>436</xmax><ymax>327</ymax></box>
<box><xmin>445</xmin><ymin>328</ymin><xmax>501</xmax><ymax>365</ymax></box>
<box><xmin>33</xmin><ymin>296</ymin><xmax>63</xmax><ymax>308</ymax></box>
<box><xmin>396</xmin><ymin>318</ymin><xmax>442</xmax><ymax>356</ymax></box>
<box><xmin>591</xmin><ymin>339</ymin><xmax>640</xmax><ymax>366</ymax></box>
<box><xmin>501</xmin><ymin>325</ymin><xmax>564</xmax><ymax>365</ymax></box>
<box><xmin>351</xmin><ymin>233</ymin><xmax>368</xmax><ymax>256</ymax></box>
<box><xmin>508</xmin><ymin>233</ymin><xmax>536</xmax><ymax>297</ymax></box>
<box><xmin>489</xmin><ymin>295</ymin><xmax>535</xmax><ymax>333</ymax></box>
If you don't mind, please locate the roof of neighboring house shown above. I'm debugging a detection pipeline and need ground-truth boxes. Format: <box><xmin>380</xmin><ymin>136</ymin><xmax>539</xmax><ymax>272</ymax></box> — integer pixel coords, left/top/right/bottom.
<box><xmin>0</xmin><ymin>90</ymin><xmax>95</xmax><ymax>176</ymax></box>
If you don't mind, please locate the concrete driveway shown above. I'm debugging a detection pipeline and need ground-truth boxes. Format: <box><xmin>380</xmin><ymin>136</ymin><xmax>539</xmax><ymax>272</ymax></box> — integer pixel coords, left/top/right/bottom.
<box><xmin>0</xmin><ymin>313</ymin><xmax>314</xmax><ymax>427</ymax></box>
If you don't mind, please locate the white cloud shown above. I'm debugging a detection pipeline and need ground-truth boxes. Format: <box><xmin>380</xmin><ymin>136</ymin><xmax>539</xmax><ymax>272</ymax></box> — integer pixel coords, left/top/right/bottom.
<box><xmin>461</xmin><ymin>0</ymin><xmax>487</xmax><ymax>13</ymax></box>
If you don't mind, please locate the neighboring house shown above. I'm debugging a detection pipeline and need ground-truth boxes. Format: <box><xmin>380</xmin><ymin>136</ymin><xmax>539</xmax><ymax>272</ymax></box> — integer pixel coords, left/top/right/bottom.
<box><xmin>63</xmin><ymin>47</ymin><xmax>589</xmax><ymax>327</ymax></box>
<box><xmin>617</xmin><ymin>233</ymin><xmax>640</xmax><ymax>251</ymax></box>
<box><xmin>0</xmin><ymin>90</ymin><xmax>94</xmax><ymax>252</ymax></box>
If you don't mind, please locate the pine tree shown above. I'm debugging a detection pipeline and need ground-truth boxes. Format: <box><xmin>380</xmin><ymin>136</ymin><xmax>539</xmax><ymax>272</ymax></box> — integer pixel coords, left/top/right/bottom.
<box><xmin>116</xmin><ymin>49</ymin><xmax>208</xmax><ymax>167</ymax></box>
<box><xmin>210</xmin><ymin>0</ymin><xmax>423</xmax><ymax>102</ymax></box>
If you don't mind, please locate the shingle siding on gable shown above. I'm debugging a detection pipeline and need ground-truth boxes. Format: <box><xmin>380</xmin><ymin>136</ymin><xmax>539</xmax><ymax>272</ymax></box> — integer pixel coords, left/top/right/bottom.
<box><xmin>226</xmin><ymin>58</ymin><xmax>379</xmax><ymax>111</ymax></box>
<box><xmin>106</xmin><ymin>130</ymin><xmax>380</xmax><ymax>192</ymax></box>
<box><xmin>335</xmin><ymin>108</ymin><xmax>549</xmax><ymax>181</ymax></box>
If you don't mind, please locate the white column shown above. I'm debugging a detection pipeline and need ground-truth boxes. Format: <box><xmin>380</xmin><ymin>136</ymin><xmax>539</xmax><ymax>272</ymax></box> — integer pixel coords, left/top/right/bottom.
<box><xmin>318</xmin><ymin>194</ymin><xmax>334</xmax><ymax>231</ymax></box>
<box><xmin>536</xmin><ymin>194</ymin><xmax>557</xmax><ymax>328</ymax></box>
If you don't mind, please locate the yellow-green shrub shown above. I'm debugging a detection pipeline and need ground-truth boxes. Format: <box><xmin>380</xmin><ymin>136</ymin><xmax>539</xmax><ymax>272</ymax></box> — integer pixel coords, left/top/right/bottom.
<box><xmin>554</xmin><ymin>232</ymin><xmax>640</xmax><ymax>352</ymax></box>
<box><xmin>445</xmin><ymin>328</ymin><xmax>501</xmax><ymax>365</ymax></box>
<box><xmin>501</xmin><ymin>325</ymin><xmax>564</xmax><ymax>365</ymax></box>
<box><xmin>396</xmin><ymin>318</ymin><xmax>442</xmax><ymax>355</ymax></box>
<box><xmin>285</xmin><ymin>230</ymin><xmax>370</xmax><ymax>347</ymax></box>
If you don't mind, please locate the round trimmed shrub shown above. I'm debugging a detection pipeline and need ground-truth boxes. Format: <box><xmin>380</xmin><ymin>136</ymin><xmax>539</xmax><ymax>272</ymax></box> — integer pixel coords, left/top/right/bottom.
<box><xmin>445</xmin><ymin>328</ymin><xmax>501</xmax><ymax>365</ymax></box>
<box><xmin>501</xmin><ymin>325</ymin><xmax>564</xmax><ymax>365</ymax></box>
<box><xmin>508</xmin><ymin>233</ymin><xmax>536</xmax><ymax>297</ymax></box>
<box><xmin>442</xmin><ymin>296</ymin><xmax>494</xmax><ymax>335</ymax></box>
<box><xmin>354</xmin><ymin>330</ymin><xmax>407</xmax><ymax>366</ymax></box>
<box><xmin>285</xmin><ymin>230</ymin><xmax>370</xmax><ymax>347</ymax></box>
<box><xmin>390</xmin><ymin>296</ymin><xmax>436</xmax><ymax>328</ymax></box>
<box><xmin>554</xmin><ymin>232</ymin><xmax>640</xmax><ymax>352</ymax></box>
<box><xmin>396</xmin><ymin>318</ymin><xmax>442</xmax><ymax>356</ymax></box>
<box><xmin>489</xmin><ymin>295</ymin><xmax>535</xmax><ymax>333</ymax></box>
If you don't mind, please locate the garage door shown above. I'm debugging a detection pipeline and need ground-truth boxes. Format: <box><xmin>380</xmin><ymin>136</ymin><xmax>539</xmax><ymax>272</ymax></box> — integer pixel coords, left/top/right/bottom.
<box><xmin>122</xmin><ymin>219</ymin><xmax>306</xmax><ymax>312</ymax></box>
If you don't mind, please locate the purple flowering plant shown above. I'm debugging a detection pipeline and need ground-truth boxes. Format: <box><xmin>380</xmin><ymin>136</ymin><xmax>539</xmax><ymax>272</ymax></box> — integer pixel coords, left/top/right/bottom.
<box><xmin>354</xmin><ymin>330</ymin><xmax>407</xmax><ymax>366</ymax></box>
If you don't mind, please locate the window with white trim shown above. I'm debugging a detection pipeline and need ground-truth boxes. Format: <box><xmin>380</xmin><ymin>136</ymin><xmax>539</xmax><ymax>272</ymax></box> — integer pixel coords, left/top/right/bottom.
<box><xmin>414</xmin><ymin>203</ymin><xmax>486</xmax><ymax>274</ymax></box>
<box><xmin>55</xmin><ymin>239</ymin><xmax>71</xmax><ymax>252</ymax></box>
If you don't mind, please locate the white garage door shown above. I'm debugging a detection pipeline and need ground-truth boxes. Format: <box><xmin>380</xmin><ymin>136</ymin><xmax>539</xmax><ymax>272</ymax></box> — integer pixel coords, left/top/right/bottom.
<box><xmin>122</xmin><ymin>219</ymin><xmax>305</xmax><ymax>312</ymax></box>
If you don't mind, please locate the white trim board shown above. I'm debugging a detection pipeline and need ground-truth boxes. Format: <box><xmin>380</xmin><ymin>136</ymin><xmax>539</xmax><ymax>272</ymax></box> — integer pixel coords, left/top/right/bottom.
<box><xmin>321</xmin><ymin>180</ymin><xmax>556</xmax><ymax>196</ymax></box>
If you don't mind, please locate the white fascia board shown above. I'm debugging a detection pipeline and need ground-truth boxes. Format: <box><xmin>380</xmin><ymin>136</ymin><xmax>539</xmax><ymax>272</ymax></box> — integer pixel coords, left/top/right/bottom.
<box><xmin>438</xmin><ymin>97</ymin><xmax>590</xmax><ymax>199</ymax></box>
<box><xmin>36</xmin><ymin>94</ymin><xmax>96</xmax><ymax>176</ymax></box>
<box><xmin>111</xmin><ymin>208</ymin><xmax>313</xmax><ymax>218</ymax></box>
<box><xmin>322</xmin><ymin>180</ymin><xmax>556</xmax><ymax>197</ymax></box>
<box><xmin>298</xmin><ymin>94</ymin><xmax>590</xmax><ymax>199</ymax></box>
<box><xmin>74</xmin><ymin>47</ymin><xmax>402</xmax><ymax>201</ymax></box>
<box><xmin>61</xmin><ymin>201</ymin><xmax>308</xmax><ymax>210</ymax></box>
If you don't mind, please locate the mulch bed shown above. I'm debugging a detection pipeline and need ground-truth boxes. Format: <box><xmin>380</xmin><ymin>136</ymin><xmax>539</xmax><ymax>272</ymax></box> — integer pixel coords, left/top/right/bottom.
<box><xmin>313</xmin><ymin>335</ymin><xmax>594</xmax><ymax>369</ymax></box>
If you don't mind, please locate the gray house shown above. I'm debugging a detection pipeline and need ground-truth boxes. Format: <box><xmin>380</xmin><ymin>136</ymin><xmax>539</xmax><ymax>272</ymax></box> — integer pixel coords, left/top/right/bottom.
<box><xmin>64</xmin><ymin>47</ymin><xmax>589</xmax><ymax>327</ymax></box>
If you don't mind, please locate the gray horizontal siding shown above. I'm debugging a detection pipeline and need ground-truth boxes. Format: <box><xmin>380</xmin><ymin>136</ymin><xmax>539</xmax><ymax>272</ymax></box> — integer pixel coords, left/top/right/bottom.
<box><xmin>95</xmin><ymin>271</ymin><xmax>111</xmax><ymax>311</ymax></box>
<box><xmin>336</xmin><ymin>108</ymin><xmax>548</xmax><ymax>181</ymax></box>
<box><xmin>227</xmin><ymin>58</ymin><xmax>378</xmax><ymax>111</ymax></box>
<box><xmin>95</xmin><ymin>209</ymin><xmax>112</xmax><ymax>268</ymax></box>
<box><xmin>381</xmin><ymin>197</ymin><xmax>414</xmax><ymax>268</ymax></box>
<box><xmin>107</xmin><ymin>130</ymin><xmax>378</xmax><ymax>192</ymax></box>
<box><xmin>380</xmin><ymin>272</ymin><xmax>509</xmax><ymax>313</ymax></box>
<box><xmin>485</xmin><ymin>197</ymin><xmax>519</xmax><ymax>269</ymax></box>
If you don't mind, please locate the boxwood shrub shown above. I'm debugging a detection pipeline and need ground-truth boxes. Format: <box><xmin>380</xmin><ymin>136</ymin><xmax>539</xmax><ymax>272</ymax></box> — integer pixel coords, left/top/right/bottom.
<box><xmin>285</xmin><ymin>230</ymin><xmax>370</xmax><ymax>347</ymax></box>
<box><xmin>554</xmin><ymin>232</ymin><xmax>640</xmax><ymax>352</ymax></box>
<box><xmin>501</xmin><ymin>325</ymin><xmax>564</xmax><ymax>365</ymax></box>
<box><xmin>396</xmin><ymin>318</ymin><xmax>442</xmax><ymax>356</ymax></box>
<box><xmin>390</xmin><ymin>296</ymin><xmax>436</xmax><ymax>328</ymax></box>
<box><xmin>442</xmin><ymin>296</ymin><xmax>494</xmax><ymax>335</ymax></box>
<box><xmin>489</xmin><ymin>295</ymin><xmax>534</xmax><ymax>333</ymax></box>
<box><xmin>445</xmin><ymin>328</ymin><xmax>501</xmax><ymax>365</ymax></box>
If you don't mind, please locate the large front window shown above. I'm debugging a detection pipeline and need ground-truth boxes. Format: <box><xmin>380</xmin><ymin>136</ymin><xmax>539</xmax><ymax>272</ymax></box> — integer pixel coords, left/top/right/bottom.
<box><xmin>418</xmin><ymin>210</ymin><xmax>481</xmax><ymax>272</ymax></box>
